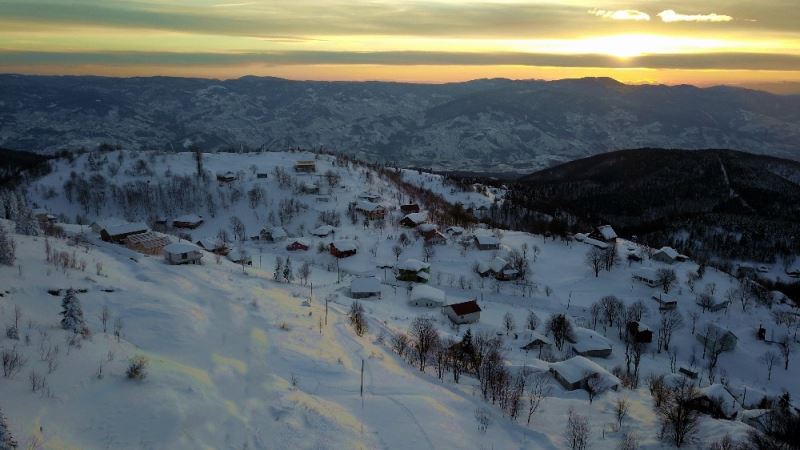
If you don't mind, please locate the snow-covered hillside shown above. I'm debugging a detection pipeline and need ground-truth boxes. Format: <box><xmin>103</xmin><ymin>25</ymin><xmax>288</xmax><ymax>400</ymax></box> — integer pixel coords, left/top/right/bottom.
<box><xmin>1</xmin><ymin>150</ymin><xmax>798</xmax><ymax>449</ymax></box>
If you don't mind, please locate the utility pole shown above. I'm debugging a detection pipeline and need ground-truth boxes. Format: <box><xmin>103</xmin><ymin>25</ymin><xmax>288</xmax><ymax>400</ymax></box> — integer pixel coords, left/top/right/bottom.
<box><xmin>325</xmin><ymin>296</ymin><xmax>328</xmax><ymax>326</ymax></box>
<box><xmin>360</xmin><ymin>359</ymin><xmax>365</xmax><ymax>406</ymax></box>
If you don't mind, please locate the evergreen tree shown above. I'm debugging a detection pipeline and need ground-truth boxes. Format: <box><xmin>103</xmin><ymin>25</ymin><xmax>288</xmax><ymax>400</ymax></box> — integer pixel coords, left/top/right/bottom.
<box><xmin>283</xmin><ymin>257</ymin><xmax>294</xmax><ymax>283</ymax></box>
<box><xmin>14</xmin><ymin>205</ymin><xmax>40</xmax><ymax>237</ymax></box>
<box><xmin>0</xmin><ymin>408</ymin><xmax>18</xmax><ymax>450</ymax></box>
<box><xmin>60</xmin><ymin>289</ymin><xmax>89</xmax><ymax>336</ymax></box>
<box><xmin>0</xmin><ymin>226</ymin><xmax>14</xmax><ymax>266</ymax></box>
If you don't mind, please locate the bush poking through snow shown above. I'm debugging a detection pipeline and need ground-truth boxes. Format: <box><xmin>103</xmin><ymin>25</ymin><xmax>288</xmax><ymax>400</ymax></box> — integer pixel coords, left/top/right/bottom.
<box><xmin>348</xmin><ymin>302</ymin><xmax>368</xmax><ymax>337</ymax></box>
<box><xmin>1</xmin><ymin>346</ymin><xmax>27</xmax><ymax>379</ymax></box>
<box><xmin>126</xmin><ymin>355</ymin><xmax>149</xmax><ymax>381</ymax></box>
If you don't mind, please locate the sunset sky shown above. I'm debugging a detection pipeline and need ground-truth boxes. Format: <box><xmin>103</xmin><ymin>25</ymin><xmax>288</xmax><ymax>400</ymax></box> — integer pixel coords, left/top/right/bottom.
<box><xmin>1</xmin><ymin>0</ymin><xmax>799</xmax><ymax>89</ymax></box>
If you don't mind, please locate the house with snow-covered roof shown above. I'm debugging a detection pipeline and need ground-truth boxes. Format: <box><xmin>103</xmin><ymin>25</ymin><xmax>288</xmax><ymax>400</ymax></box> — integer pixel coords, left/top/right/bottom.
<box><xmin>687</xmin><ymin>384</ymin><xmax>740</xmax><ymax>419</ymax></box>
<box><xmin>396</xmin><ymin>258</ymin><xmax>431</xmax><ymax>282</ymax></box>
<box><xmin>227</xmin><ymin>248</ymin><xmax>252</xmax><ymax>266</ymax></box>
<box><xmin>409</xmin><ymin>284</ymin><xmax>445</xmax><ymax>308</ymax></box>
<box><xmin>652</xmin><ymin>246</ymin><xmax>681</xmax><ymax>264</ymax></box>
<box><xmin>350</xmin><ymin>277</ymin><xmax>382</xmax><ymax>299</ymax></box>
<box><xmin>163</xmin><ymin>242</ymin><xmax>203</xmax><ymax>265</ymax></box>
<box><xmin>195</xmin><ymin>238</ymin><xmax>231</xmax><ymax>255</ymax></box>
<box><xmin>330</xmin><ymin>240</ymin><xmax>358</xmax><ymax>258</ymax></box>
<box><xmin>311</xmin><ymin>224</ymin><xmax>335</xmax><ymax>237</ymax></box>
<box><xmin>444</xmin><ymin>300</ymin><xmax>481</xmax><ymax>324</ymax></box>
<box><xmin>286</xmin><ymin>238</ymin><xmax>310</xmax><ymax>251</ymax></box>
<box><xmin>697</xmin><ymin>323</ymin><xmax>737</xmax><ymax>352</ymax></box>
<box><xmin>172</xmin><ymin>214</ymin><xmax>204</xmax><ymax>229</ymax></box>
<box><xmin>590</xmin><ymin>225</ymin><xmax>617</xmax><ymax>243</ymax></box>
<box><xmin>99</xmin><ymin>221</ymin><xmax>149</xmax><ymax>243</ymax></box>
<box><xmin>125</xmin><ymin>231</ymin><xmax>170</xmax><ymax>255</ymax></box>
<box><xmin>473</xmin><ymin>234</ymin><xmax>500</xmax><ymax>251</ymax></box>
<box><xmin>400</xmin><ymin>212</ymin><xmax>427</xmax><ymax>228</ymax></box>
<box><xmin>570</xmin><ymin>327</ymin><xmax>613</xmax><ymax>358</ymax></box>
<box><xmin>260</xmin><ymin>226</ymin><xmax>287</xmax><ymax>242</ymax></box>
<box><xmin>549</xmin><ymin>356</ymin><xmax>620</xmax><ymax>392</ymax></box>
<box><xmin>355</xmin><ymin>201</ymin><xmax>386</xmax><ymax>220</ymax></box>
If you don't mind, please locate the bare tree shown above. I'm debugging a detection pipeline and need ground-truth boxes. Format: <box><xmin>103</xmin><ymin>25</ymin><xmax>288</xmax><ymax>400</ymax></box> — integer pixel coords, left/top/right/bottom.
<box><xmin>298</xmin><ymin>262</ymin><xmax>311</xmax><ymax>286</ymax></box>
<box><xmin>503</xmin><ymin>312</ymin><xmax>515</xmax><ymax>336</ymax></box>
<box><xmin>392</xmin><ymin>245</ymin><xmax>403</xmax><ymax>261</ymax></box>
<box><xmin>565</xmin><ymin>409</ymin><xmax>590</xmax><ymax>450</ymax></box>
<box><xmin>545</xmin><ymin>314</ymin><xmax>574</xmax><ymax>351</ymax></box>
<box><xmin>615</xmin><ymin>397</ymin><xmax>629</xmax><ymax>431</ymax></box>
<box><xmin>600</xmin><ymin>296</ymin><xmax>624</xmax><ymax>331</ymax></box>
<box><xmin>779</xmin><ymin>336</ymin><xmax>793</xmax><ymax>371</ymax></box>
<box><xmin>526</xmin><ymin>373</ymin><xmax>551</xmax><ymax>425</ymax></box>
<box><xmin>586</xmin><ymin>247</ymin><xmax>604</xmax><ymax>277</ymax></box>
<box><xmin>526</xmin><ymin>310</ymin><xmax>540</xmax><ymax>331</ymax></box>
<box><xmin>1</xmin><ymin>346</ymin><xmax>27</xmax><ymax>378</ymax></box>
<box><xmin>657</xmin><ymin>268</ymin><xmax>678</xmax><ymax>294</ymax></box>
<box><xmin>619</xmin><ymin>432</ymin><xmax>638</xmax><ymax>450</ymax></box>
<box><xmin>409</xmin><ymin>317</ymin><xmax>439</xmax><ymax>372</ymax></box>
<box><xmin>99</xmin><ymin>305</ymin><xmax>110</xmax><ymax>333</ymax></box>
<box><xmin>761</xmin><ymin>350</ymin><xmax>779</xmax><ymax>381</ymax></box>
<box><xmin>657</xmin><ymin>309</ymin><xmax>684</xmax><ymax>353</ymax></box>
<box><xmin>348</xmin><ymin>301</ymin><xmax>368</xmax><ymax>337</ymax></box>
<box><xmin>656</xmin><ymin>379</ymin><xmax>700</xmax><ymax>448</ymax></box>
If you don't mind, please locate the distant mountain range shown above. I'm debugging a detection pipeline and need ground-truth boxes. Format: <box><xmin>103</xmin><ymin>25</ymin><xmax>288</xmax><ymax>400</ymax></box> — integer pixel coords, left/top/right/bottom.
<box><xmin>1</xmin><ymin>74</ymin><xmax>799</xmax><ymax>172</ymax></box>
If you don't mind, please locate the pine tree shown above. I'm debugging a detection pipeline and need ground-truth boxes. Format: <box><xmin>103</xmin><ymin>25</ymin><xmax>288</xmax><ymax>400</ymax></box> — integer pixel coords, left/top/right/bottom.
<box><xmin>0</xmin><ymin>226</ymin><xmax>14</xmax><ymax>266</ymax></box>
<box><xmin>283</xmin><ymin>257</ymin><xmax>294</xmax><ymax>282</ymax></box>
<box><xmin>0</xmin><ymin>408</ymin><xmax>18</xmax><ymax>450</ymax></box>
<box><xmin>60</xmin><ymin>289</ymin><xmax>89</xmax><ymax>336</ymax></box>
<box><xmin>14</xmin><ymin>205</ymin><xmax>40</xmax><ymax>237</ymax></box>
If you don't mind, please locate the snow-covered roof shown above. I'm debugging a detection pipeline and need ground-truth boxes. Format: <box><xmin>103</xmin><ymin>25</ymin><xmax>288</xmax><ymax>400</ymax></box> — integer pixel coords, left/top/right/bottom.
<box><xmin>164</xmin><ymin>242</ymin><xmax>201</xmax><ymax>254</ymax></box>
<box><xmin>699</xmin><ymin>322</ymin><xmax>737</xmax><ymax>340</ymax></box>
<box><xmin>572</xmin><ymin>327</ymin><xmax>612</xmax><ymax>353</ymax></box>
<box><xmin>397</xmin><ymin>258</ymin><xmax>430</xmax><ymax>272</ymax></box>
<box><xmin>655</xmin><ymin>246</ymin><xmax>679</xmax><ymax>260</ymax></box>
<box><xmin>416</xmin><ymin>223</ymin><xmax>438</xmax><ymax>233</ymax></box>
<box><xmin>549</xmin><ymin>356</ymin><xmax>620</xmax><ymax>387</ymax></box>
<box><xmin>521</xmin><ymin>331</ymin><xmax>552</xmax><ymax>346</ymax></box>
<box><xmin>173</xmin><ymin>214</ymin><xmax>203</xmax><ymax>224</ymax></box>
<box><xmin>332</xmin><ymin>240</ymin><xmax>358</xmax><ymax>252</ymax></box>
<box><xmin>411</xmin><ymin>284</ymin><xmax>445</xmax><ymax>303</ymax></box>
<box><xmin>597</xmin><ymin>225</ymin><xmax>617</xmax><ymax>240</ymax></box>
<box><xmin>358</xmin><ymin>192</ymin><xmax>381</xmax><ymax>200</ymax></box>
<box><xmin>351</xmin><ymin>276</ymin><xmax>382</xmax><ymax>294</ymax></box>
<box><xmin>697</xmin><ymin>384</ymin><xmax>739</xmax><ymax>417</ymax></box>
<box><xmin>227</xmin><ymin>248</ymin><xmax>250</xmax><ymax>262</ymax></box>
<box><xmin>474</xmin><ymin>234</ymin><xmax>500</xmax><ymax>246</ymax></box>
<box><xmin>288</xmin><ymin>238</ymin><xmax>310</xmax><ymax>247</ymax></box>
<box><xmin>311</xmin><ymin>225</ymin><xmax>335</xmax><ymax>236</ymax></box>
<box><xmin>196</xmin><ymin>238</ymin><xmax>225</xmax><ymax>250</ymax></box>
<box><xmin>104</xmin><ymin>221</ymin><xmax>148</xmax><ymax>236</ymax></box>
<box><xmin>633</xmin><ymin>267</ymin><xmax>659</xmax><ymax>280</ymax></box>
<box><xmin>446</xmin><ymin>300</ymin><xmax>481</xmax><ymax>315</ymax></box>
<box><xmin>583</xmin><ymin>237</ymin><xmax>609</xmax><ymax>249</ymax></box>
<box><xmin>446</xmin><ymin>226</ymin><xmax>464</xmax><ymax>234</ymax></box>
<box><xmin>269</xmin><ymin>226</ymin><xmax>288</xmax><ymax>239</ymax></box>
<box><xmin>401</xmin><ymin>212</ymin><xmax>427</xmax><ymax>224</ymax></box>
<box><xmin>478</xmin><ymin>256</ymin><xmax>509</xmax><ymax>274</ymax></box>
<box><xmin>356</xmin><ymin>201</ymin><xmax>383</xmax><ymax>212</ymax></box>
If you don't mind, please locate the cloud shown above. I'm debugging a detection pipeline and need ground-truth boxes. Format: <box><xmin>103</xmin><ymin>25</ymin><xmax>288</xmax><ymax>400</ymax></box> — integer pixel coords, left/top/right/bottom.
<box><xmin>590</xmin><ymin>9</ymin><xmax>651</xmax><ymax>21</ymax></box>
<box><xmin>2</xmin><ymin>50</ymin><xmax>799</xmax><ymax>71</ymax></box>
<box><xmin>657</xmin><ymin>10</ymin><xmax>733</xmax><ymax>23</ymax></box>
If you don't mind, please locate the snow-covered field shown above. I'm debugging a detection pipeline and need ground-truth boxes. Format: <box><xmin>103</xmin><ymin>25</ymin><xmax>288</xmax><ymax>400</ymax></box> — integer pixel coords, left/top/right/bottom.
<box><xmin>1</xmin><ymin>150</ymin><xmax>797</xmax><ymax>449</ymax></box>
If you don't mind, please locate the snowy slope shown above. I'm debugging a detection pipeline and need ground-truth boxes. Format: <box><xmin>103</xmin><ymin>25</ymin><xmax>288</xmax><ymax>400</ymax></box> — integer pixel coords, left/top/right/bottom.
<box><xmin>2</xmin><ymin>149</ymin><xmax>797</xmax><ymax>449</ymax></box>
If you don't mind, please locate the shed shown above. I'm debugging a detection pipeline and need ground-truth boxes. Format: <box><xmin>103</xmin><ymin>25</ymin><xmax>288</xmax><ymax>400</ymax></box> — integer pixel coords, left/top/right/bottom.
<box><xmin>163</xmin><ymin>242</ymin><xmax>203</xmax><ymax>265</ymax></box>
<box><xmin>444</xmin><ymin>300</ymin><xmax>481</xmax><ymax>324</ymax></box>
<box><xmin>350</xmin><ymin>277</ymin><xmax>382</xmax><ymax>299</ymax></box>
<box><xmin>409</xmin><ymin>284</ymin><xmax>445</xmax><ymax>307</ymax></box>
<box><xmin>294</xmin><ymin>160</ymin><xmax>316</xmax><ymax>172</ymax></box>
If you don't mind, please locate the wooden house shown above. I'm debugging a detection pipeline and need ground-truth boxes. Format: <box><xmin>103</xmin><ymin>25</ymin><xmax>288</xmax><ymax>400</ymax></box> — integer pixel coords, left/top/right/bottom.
<box><xmin>260</xmin><ymin>226</ymin><xmax>288</xmax><ymax>242</ymax></box>
<box><xmin>549</xmin><ymin>356</ymin><xmax>620</xmax><ymax>392</ymax></box>
<box><xmin>172</xmin><ymin>214</ymin><xmax>204</xmax><ymax>229</ymax></box>
<box><xmin>570</xmin><ymin>327</ymin><xmax>613</xmax><ymax>358</ymax></box>
<box><xmin>355</xmin><ymin>201</ymin><xmax>386</xmax><ymax>220</ymax></box>
<box><xmin>424</xmin><ymin>230</ymin><xmax>448</xmax><ymax>245</ymax></box>
<box><xmin>400</xmin><ymin>212</ymin><xmax>427</xmax><ymax>228</ymax></box>
<box><xmin>396</xmin><ymin>259</ymin><xmax>431</xmax><ymax>282</ymax></box>
<box><xmin>195</xmin><ymin>238</ymin><xmax>231</xmax><ymax>256</ymax></box>
<box><xmin>124</xmin><ymin>231</ymin><xmax>170</xmax><ymax>255</ymax></box>
<box><xmin>330</xmin><ymin>240</ymin><xmax>358</xmax><ymax>258</ymax></box>
<box><xmin>163</xmin><ymin>242</ymin><xmax>203</xmax><ymax>265</ymax></box>
<box><xmin>687</xmin><ymin>384</ymin><xmax>740</xmax><ymax>419</ymax></box>
<box><xmin>627</xmin><ymin>321</ymin><xmax>653</xmax><ymax>343</ymax></box>
<box><xmin>444</xmin><ymin>300</ymin><xmax>481</xmax><ymax>324</ymax></box>
<box><xmin>590</xmin><ymin>225</ymin><xmax>618</xmax><ymax>243</ymax></box>
<box><xmin>473</xmin><ymin>234</ymin><xmax>500</xmax><ymax>251</ymax></box>
<box><xmin>652</xmin><ymin>246</ymin><xmax>681</xmax><ymax>264</ymax></box>
<box><xmin>400</xmin><ymin>204</ymin><xmax>420</xmax><ymax>214</ymax></box>
<box><xmin>100</xmin><ymin>221</ymin><xmax>149</xmax><ymax>244</ymax></box>
<box><xmin>294</xmin><ymin>160</ymin><xmax>316</xmax><ymax>173</ymax></box>
<box><xmin>286</xmin><ymin>239</ymin><xmax>310</xmax><ymax>251</ymax></box>
<box><xmin>350</xmin><ymin>277</ymin><xmax>382</xmax><ymax>299</ymax></box>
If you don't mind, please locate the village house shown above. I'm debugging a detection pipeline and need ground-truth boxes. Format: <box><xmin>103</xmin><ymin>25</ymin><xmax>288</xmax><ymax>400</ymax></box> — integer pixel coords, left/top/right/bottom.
<box><xmin>256</xmin><ymin>171</ymin><xmax>269</xmax><ymax>179</ymax></box>
<box><xmin>396</xmin><ymin>258</ymin><xmax>431</xmax><ymax>282</ymax></box>
<box><xmin>124</xmin><ymin>231</ymin><xmax>170</xmax><ymax>255</ymax></box>
<box><xmin>424</xmin><ymin>230</ymin><xmax>448</xmax><ymax>246</ymax></box>
<box><xmin>99</xmin><ymin>221</ymin><xmax>149</xmax><ymax>244</ymax></box>
<box><xmin>350</xmin><ymin>277</ymin><xmax>382</xmax><ymax>299</ymax></box>
<box><xmin>294</xmin><ymin>160</ymin><xmax>316</xmax><ymax>173</ymax></box>
<box><xmin>473</xmin><ymin>234</ymin><xmax>501</xmax><ymax>251</ymax></box>
<box><xmin>216</xmin><ymin>171</ymin><xmax>237</xmax><ymax>182</ymax></box>
<box><xmin>570</xmin><ymin>327</ymin><xmax>613</xmax><ymax>358</ymax></box>
<box><xmin>358</xmin><ymin>192</ymin><xmax>382</xmax><ymax>202</ymax></box>
<box><xmin>409</xmin><ymin>284</ymin><xmax>445</xmax><ymax>308</ymax></box>
<box><xmin>627</xmin><ymin>321</ymin><xmax>654</xmax><ymax>343</ymax></box>
<box><xmin>227</xmin><ymin>248</ymin><xmax>252</xmax><ymax>266</ymax></box>
<box><xmin>549</xmin><ymin>356</ymin><xmax>621</xmax><ymax>392</ymax></box>
<box><xmin>445</xmin><ymin>226</ymin><xmax>465</xmax><ymax>236</ymax></box>
<box><xmin>355</xmin><ymin>201</ymin><xmax>386</xmax><ymax>220</ymax></box>
<box><xmin>400</xmin><ymin>204</ymin><xmax>420</xmax><ymax>214</ymax></box>
<box><xmin>444</xmin><ymin>300</ymin><xmax>481</xmax><ymax>324</ymax></box>
<box><xmin>32</xmin><ymin>208</ymin><xmax>57</xmax><ymax>225</ymax></box>
<box><xmin>310</xmin><ymin>224</ymin><xmax>335</xmax><ymax>237</ymax></box>
<box><xmin>260</xmin><ymin>226</ymin><xmax>288</xmax><ymax>242</ymax></box>
<box><xmin>300</xmin><ymin>182</ymin><xmax>319</xmax><ymax>194</ymax></box>
<box><xmin>590</xmin><ymin>225</ymin><xmax>618</xmax><ymax>243</ymax></box>
<box><xmin>286</xmin><ymin>238</ymin><xmax>310</xmax><ymax>251</ymax></box>
<box><xmin>632</xmin><ymin>268</ymin><xmax>662</xmax><ymax>288</ymax></box>
<box><xmin>416</xmin><ymin>223</ymin><xmax>438</xmax><ymax>235</ymax></box>
<box><xmin>476</xmin><ymin>257</ymin><xmax>518</xmax><ymax>280</ymax></box>
<box><xmin>687</xmin><ymin>384</ymin><xmax>740</xmax><ymax>420</ymax></box>
<box><xmin>195</xmin><ymin>238</ymin><xmax>231</xmax><ymax>255</ymax></box>
<box><xmin>652</xmin><ymin>246</ymin><xmax>687</xmax><ymax>264</ymax></box>
<box><xmin>697</xmin><ymin>323</ymin><xmax>738</xmax><ymax>352</ymax></box>
<box><xmin>400</xmin><ymin>212</ymin><xmax>427</xmax><ymax>228</ymax></box>
<box><xmin>163</xmin><ymin>242</ymin><xmax>203</xmax><ymax>265</ymax></box>
<box><xmin>172</xmin><ymin>214</ymin><xmax>204</xmax><ymax>229</ymax></box>
<box><xmin>330</xmin><ymin>240</ymin><xmax>358</xmax><ymax>258</ymax></box>
<box><xmin>520</xmin><ymin>331</ymin><xmax>553</xmax><ymax>354</ymax></box>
